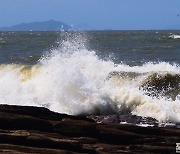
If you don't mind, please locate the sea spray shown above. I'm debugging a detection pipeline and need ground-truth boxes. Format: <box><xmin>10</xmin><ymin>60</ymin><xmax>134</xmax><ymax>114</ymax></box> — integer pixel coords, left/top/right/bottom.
<box><xmin>0</xmin><ymin>32</ymin><xmax>180</xmax><ymax>123</ymax></box>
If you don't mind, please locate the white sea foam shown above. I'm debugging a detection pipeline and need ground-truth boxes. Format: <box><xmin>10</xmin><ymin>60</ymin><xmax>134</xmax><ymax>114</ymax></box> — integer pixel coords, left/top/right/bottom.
<box><xmin>169</xmin><ymin>34</ymin><xmax>180</xmax><ymax>39</ymax></box>
<box><xmin>0</xmin><ymin>34</ymin><xmax>180</xmax><ymax>123</ymax></box>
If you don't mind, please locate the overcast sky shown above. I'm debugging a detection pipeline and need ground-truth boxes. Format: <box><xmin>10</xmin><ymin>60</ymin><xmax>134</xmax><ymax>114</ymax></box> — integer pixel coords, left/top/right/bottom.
<box><xmin>0</xmin><ymin>0</ymin><xmax>180</xmax><ymax>30</ymax></box>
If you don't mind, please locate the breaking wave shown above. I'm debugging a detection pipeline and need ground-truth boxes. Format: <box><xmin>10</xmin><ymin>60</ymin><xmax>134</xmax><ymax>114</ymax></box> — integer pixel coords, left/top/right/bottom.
<box><xmin>169</xmin><ymin>34</ymin><xmax>180</xmax><ymax>39</ymax></box>
<box><xmin>0</xmin><ymin>34</ymin><xmax>180</xmax><ymax>123</ymax></box>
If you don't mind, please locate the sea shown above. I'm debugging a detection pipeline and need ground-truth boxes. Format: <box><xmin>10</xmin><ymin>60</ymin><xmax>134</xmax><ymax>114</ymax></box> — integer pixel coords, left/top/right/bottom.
<box><xmin>0</xmin><ymin>30</ymin><xmax>180</xmax><ymax>124</ymax></box>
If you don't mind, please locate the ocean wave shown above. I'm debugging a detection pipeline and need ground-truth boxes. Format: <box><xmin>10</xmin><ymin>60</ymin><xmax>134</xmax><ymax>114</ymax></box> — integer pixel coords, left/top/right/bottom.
<box><xmin>0</xmin><ymin>38</ymin><xmax>6</xmax><ymax>45</ymax></box>
<box><xmin>169</xmin><ymin>34</ymin><xmax>180</xmax><ymax>39</ymax></box>
<box><xmin>0</xmin><ymin>34</ymin><xmax>180</xmax><ymax>123</ymax></box>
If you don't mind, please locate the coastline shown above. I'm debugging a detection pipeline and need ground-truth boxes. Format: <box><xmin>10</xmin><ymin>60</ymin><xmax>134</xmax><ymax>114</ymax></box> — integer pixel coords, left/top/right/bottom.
<box><xmin>0</xmin><ymin>104</ymin><xmax>179</xmax><ymax>153</ymax></box>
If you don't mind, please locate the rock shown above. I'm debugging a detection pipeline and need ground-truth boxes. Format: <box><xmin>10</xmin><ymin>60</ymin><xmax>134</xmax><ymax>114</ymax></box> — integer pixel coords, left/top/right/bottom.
<box><xmin>54</xmin><ymin>118</ymin><xmax>98</xmax><ymax>137</ymax></box>
<box><xmin>88</xmin><ymin>114</ymin><xmax>159</xmax><ymax>126</ymax></box>
<box><xmin>0</xmin><ymin>104</ymin><xmax>179</xmax><ymax>153</ymax></box>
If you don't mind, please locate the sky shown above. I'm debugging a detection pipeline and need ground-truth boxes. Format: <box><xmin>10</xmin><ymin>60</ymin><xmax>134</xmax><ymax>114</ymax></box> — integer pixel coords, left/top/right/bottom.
<box><xmin>0</xmin><ymin>0</ymin><xmax>180</xmax><ymax>30</ymax></box>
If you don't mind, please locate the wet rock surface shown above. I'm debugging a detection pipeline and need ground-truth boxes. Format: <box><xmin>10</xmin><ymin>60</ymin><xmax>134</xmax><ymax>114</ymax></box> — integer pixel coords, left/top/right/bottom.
<box><xmin>88</xmin><ymin>114</ymin><xmax>159</xmax><ymax>126</ymax></box>
<box><xmin>0</xmin><ymin>104</ymin><xmax>179</xmax><ymax>153</ymax></box>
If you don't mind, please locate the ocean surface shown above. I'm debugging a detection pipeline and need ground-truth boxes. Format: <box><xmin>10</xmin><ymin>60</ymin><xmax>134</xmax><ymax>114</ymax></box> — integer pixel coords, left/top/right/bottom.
<box><xmin>0</xmin><ymin>30</ymin><xmax>180</xmax><ymax>123</ymax></box>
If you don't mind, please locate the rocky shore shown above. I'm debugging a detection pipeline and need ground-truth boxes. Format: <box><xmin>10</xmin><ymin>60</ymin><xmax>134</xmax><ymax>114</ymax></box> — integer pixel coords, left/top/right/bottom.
<box><xmin>0</xmin><ymin>104</ymin><xmax>179</xmax><ymax>153</ymax></box>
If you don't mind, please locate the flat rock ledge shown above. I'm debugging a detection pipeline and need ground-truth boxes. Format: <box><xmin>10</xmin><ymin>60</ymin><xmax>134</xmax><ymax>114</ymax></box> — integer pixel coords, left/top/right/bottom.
<box><xmin>0</xmin><ymin>105</ymin><xmax>179</xmax><ymax>153</ymax></box>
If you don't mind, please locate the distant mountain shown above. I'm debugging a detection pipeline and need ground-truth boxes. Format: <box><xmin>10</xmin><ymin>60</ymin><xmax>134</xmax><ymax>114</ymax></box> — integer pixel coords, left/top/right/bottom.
<box><xmin>0</xmin><ymin>20</ymin><xmax>71</xmax><ymax>31</ymax></box>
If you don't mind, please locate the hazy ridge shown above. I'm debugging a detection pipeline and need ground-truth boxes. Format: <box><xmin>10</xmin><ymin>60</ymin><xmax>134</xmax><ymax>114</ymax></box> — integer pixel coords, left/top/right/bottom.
<box><xmin>0</xmin><ymin>20</ymin><xmax>71</xmax><ymax>31</ymax></box>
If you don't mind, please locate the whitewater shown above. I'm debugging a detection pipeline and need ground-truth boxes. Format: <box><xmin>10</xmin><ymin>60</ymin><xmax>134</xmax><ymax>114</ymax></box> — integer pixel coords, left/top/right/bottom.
<box><xmin>0</xmin><ymin>33</ymin><xmax>180</xmax><ymax>123</ymax></box>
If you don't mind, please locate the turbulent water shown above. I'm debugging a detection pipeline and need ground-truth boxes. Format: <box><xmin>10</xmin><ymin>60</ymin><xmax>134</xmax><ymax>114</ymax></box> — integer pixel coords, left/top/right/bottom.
<box><xmin>0</xmin><ymin>31</ymin><xmax>180</xmax><ymax>123</ymax></box>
